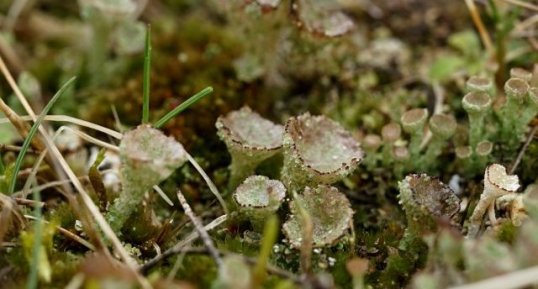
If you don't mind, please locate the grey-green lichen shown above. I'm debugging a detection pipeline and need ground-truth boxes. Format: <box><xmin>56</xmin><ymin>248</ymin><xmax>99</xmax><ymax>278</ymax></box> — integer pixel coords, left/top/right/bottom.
<box><xmin>282</xmin><ymin>185</ymin><xmax>353</xmax><ymax>248</ymax></box>
<box><xmin>106</xmin><ymin>125</ymin><xmax>187</xmax><ymax>232</ymax></box>
<box><xmin>233</xmin><ymin>175</ymin><xmax>286</xmax><ymax>231</ymax></box>
<box><xmin>216</xmin><ymin>106</ymin><xmax>284</xmax><ymax>189</ymax></box>
<box><xmin>281</xmin><ymin>113</ymin><xmax>363</xmax><ymax>192</ymax></box>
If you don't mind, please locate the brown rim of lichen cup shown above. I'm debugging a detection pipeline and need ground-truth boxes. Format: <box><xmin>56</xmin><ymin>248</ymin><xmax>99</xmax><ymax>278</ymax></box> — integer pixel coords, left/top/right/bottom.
<box><xmin>216</xmin><ymin>106</ymin><xmax>284</xmax><ymax>189</ymax></box>
<box><xmin>282</xmin><ymin>113</ymin><xmax>363</xmax><ymax>190</ymax></box>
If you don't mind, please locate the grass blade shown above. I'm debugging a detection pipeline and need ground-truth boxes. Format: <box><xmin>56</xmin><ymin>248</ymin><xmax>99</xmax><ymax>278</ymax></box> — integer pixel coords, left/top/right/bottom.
<box><xmin>252</xmin><ymin>215</ymin><xmax>279</xmax><ymax>288</ymax></box>
<box><xmin>142</xmin><ymin>24</ymin><xmax>151</xmax><ymax>124</ymax></box>
<box><xmin>154</xmin><ymin>86</ymin><xmax>213</xmax><ymax>129</ymax></box>
<box><xmin>8</xmin><ymin>76</ymin><xmax>77</xmax><ymax>194</ymax></box>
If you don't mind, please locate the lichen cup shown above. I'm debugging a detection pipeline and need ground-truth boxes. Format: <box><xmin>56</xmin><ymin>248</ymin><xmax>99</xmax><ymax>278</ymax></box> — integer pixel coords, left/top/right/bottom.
<box><xmin>216</xmin><ymin>106</ymin><xmax>284</xmax><ymax>189</ymax></box>
<box><xmin>107</xmin><ymin>125</ymin><xmax>187</xmax><ymax>232</ymax></box>
<box><xmin>233</xmin><ymin>175</ymin><xmax>286</xmax><ymax>231</ymax></box>
<box><xmin>281</xmin><ymin>113</ymin><xmax>363</xmax><ymax>191</ymax></box>
<box><xmin>283</xmin><ymin>185</ymin><xmax>354</xmax><ymax>248</ymax></box>
<box><xmin>398</xmin><ymin>174</ymin><xmax>460</xmax><ymax>234</ymax></box>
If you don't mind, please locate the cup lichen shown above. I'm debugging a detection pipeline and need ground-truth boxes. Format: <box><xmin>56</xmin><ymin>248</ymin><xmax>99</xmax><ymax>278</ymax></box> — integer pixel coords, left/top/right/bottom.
<box><xmin>106</xmin><ymin>125</ymin><xmax>187</xmax><ymax>232</ymax></box>
<box><xmin>282</xmin><ymin>185</ymin><xmax>353</xmax><ymax>248</ymax></box>
<box><xmin>216</xmin><ymin>106</ymin><xmax>284</xmax><ymax>189</ymax></box>
<box><xmin>233</xmin><ymin>175</ymin><xmax>286</xmax><ymax>231</ymax></box>
<box><xmin>281</xmin><ymin>113</ymin><xmax>363</xmax><ymax>191</ymax></box>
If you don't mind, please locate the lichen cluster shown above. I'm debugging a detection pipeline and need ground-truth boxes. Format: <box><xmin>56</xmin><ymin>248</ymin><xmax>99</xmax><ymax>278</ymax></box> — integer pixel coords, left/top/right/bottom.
<box><xmin>1</xmin><ymin>1</ymin><xmax>538</xmax><ymax>289</ymax></box>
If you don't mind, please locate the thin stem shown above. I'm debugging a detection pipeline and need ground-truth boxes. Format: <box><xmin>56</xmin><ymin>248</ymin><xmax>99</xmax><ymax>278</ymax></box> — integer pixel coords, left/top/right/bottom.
<box><xmin>176</xmin><ymin>190</ymin><xmax>222</xmax><ymax>267</ymax></box>
<box><xmin>24</xmin><ymin>215</ymin><xmax>95</xmax><ymax>251</ymax></box>
<box><xmin>448</xmin><ymin>264</ymin><xmax>538</xmax><ymax>289</ymax></box>
<box><xmin>0</xmin><ymin>115</ymin><xmax>123</xmax><ymax>139</ymax></box>
<box><xmin>293</xmin><ymin>192</ymin><xmax>313</xmax><ymax>274</ymax></box>
<box><xmin>154</xmin><ymin>87</ymin><xmax>213</xmax><ymax>129</ymax></box>
<box><xmin>186</xmin><ymin>152</ymin><xmax>229</xmax><ymax>215</ymax></box>
<box><xmin>499</xmin><ymin>0</ymin><xmax>538</xmax><ymax>11</ymax></box>
<box><xmin>464</xmin><ymin>0</ymin><xmax>493</xmax><ymax>54</ymax></box>
<box><xmin>509</xmin><ymin>125</ymin><xmax>538</xmax><ymax>174</ymax></box>
<box><xmin>142</xmin><ymin>25</ymin><xmax>151</xmax><ymax>124</ymax></box>
<box><xmin>8</xmin><ymin>77</ymin><xmax>76</xmax><ymax>194</ymax></box>
<box><xmin>252</xmin><ymin>215</ymin><xmax>279</xmax><ymax>289</ymax></box>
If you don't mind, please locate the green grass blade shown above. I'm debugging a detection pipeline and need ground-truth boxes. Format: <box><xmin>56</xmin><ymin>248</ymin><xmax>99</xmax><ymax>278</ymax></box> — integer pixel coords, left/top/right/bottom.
<box><xmin>252</xmin><ymin>215</ymin><xmax>279</xmax><ymax>288</ymax></box>
<box><xmin>154</xmin><ymin>86</ymin><xmax>213</xmax><ymax>129</ymax></box>
<box><xmin>8</xmin><ymin>76</ymin><xmax>77</xmax><ymax>194</ymax></box>
<box><xmin>27</xmin><ymin>177</ymin><xmax>42</xmax><ymax>289</ymax></box>
<box><xmin>142</xmin><ymin>24</ymin><xmax>152</xmax><ymax>124</ymax></box>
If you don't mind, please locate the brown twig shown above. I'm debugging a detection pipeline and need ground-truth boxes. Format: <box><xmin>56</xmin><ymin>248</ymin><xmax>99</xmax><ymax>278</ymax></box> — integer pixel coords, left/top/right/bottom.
<box><xmin>464</xmin><ymin>0</ymin><xmax>493</xmax><ymax>54</ymax></box>
<box><xmin>24</xmin><ymin>215</ymin><xmax>95</xmax><ymax>251</ymax></box>
<box><xmin>509</xmin><ymin>125</ymin><xmax>538</xmax><ymax>175</ymax></box>
<box><xmin>176</xmin><ymin>191</ymin><xmax>222</xmax><ymax>267</ymax></box>
<box><xmin>0</xmin><ymin>144</ymin><xmax>38</xmax><ymax>154</ymax></box>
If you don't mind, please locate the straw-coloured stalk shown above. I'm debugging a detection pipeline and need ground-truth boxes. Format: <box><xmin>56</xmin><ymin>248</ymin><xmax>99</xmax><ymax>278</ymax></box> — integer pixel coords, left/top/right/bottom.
<box><xmin>398</xmin><ymin>174</ymin><xmax>460</xmax><ymax>234</ymax></box>
<box><xmin>462</xmin><ymin>91</ymin><xmax>491</xmax><ymax>148</ymax></box>
<box><xmin>283</xmin><ymin>185</ymin><xmax>353</xmax><ymax>248</ymax></box>
<box><xmin>468</xmin><ymin>164</ymin><xmax>520</xmax><ymax>237</ymax></box>
<box><xmin>216</xmin><ymin>106</ymin><xmax>283</xmax><ymax>189</ymax></box>
<box><xmin>233</xmin><ymin>175</ymin><xmax>286</xmax><ymax>231</ymax></box>
<box><xmin>281</xmin><ymin>113</ymin><xmax>363</xmax><ymax>191</ymax></box>
<box><xmin>106</xmin><ymin>125</ymin><xmax>187</xmax><ymax>232</ymax></box>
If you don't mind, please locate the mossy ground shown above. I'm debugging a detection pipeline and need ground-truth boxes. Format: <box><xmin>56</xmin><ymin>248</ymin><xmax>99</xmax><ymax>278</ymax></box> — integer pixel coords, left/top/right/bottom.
<box><xmin>1</xmin><ymin>1</ymin><xmax>538</xmax><ymax>289</ymax></box>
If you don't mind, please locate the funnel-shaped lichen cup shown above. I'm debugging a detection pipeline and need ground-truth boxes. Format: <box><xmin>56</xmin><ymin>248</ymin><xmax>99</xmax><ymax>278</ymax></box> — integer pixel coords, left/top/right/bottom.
<box><xmin>281</xmin><ymin>113</ymin><xmax>363</xmax><ymax>191</ymax></box>
<box><xmin>216</xmin><ymin>106</ymin><xmax>284</xmax><ymax>189</ymax></box>
<box><xmin>398</xmin><ymin>174</ymin><xmax>460</xmax><ymax>234</ymax></box>
<box><xmin>107</xmin><ymin>125</ymin><xmax>187</xmax><ymax>232</ymax></box>
<box><xmin>233</xmin><ymin>175</ymin><xmax>286</xmax><ymax>231</ymax></box>
<box><xmin>283</xmin><ymin>185</ymin><xmax>353</xmax><ymax>248</ymax></box>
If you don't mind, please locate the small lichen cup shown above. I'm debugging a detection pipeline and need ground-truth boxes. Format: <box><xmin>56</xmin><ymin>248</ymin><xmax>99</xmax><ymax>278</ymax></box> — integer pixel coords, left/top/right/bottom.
<box><xmin>400</xmin><ymin>108</ymin><xmax>428</xmax><ymax>159</ymax></box>
<box><xmin>216</xmin><ymin>106</ymin><xmax>284</xmax><ymax>189</ymax></box>
<box><xmin>106</xmin><ymin>125</ymin><xmax>187</xmax><ymax>232</ymax></box>
<box><xmin>283</xmin><ymin>185</ymin><xmax>354</xmax><ymax>248</ymax></box>
<box><xmin>233</xmin><ymin>175</ymin><xmax>286</xmax><ymax>231</ymax></box>
<box><xmin>398</xmin><ymin>174</ymin><xmax>460</xmax><ymax>234</ymax></box>
<box><xmin>462</xmin><ymin>91</ymin><xmax>491</xmax><ymax>148</ymax></box>
<box><xmin>281</xmin><ymin>113</ymin><xmax>363</xmax><ymax>191</ymax></box>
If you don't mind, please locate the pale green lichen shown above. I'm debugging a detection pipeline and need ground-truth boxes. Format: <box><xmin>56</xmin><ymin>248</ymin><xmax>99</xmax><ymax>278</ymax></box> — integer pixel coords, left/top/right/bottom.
<box><xmin>233</xmin><ymin>175</ymin><xmax>286</xmax><ymax>231</ymax></box>
<box><xmin>281</xmin><ymin>113</ymin><xmax>363</xmax><ymax>191</ymax></box>
<box><xmin>462</xmin><ymin>91</ymin><xmax>491</xmax><ymax>149</ymax></box>
<box><xmin>106</xmin><ymin>125</ymin><xmax>187</xmax><ymax>232</ymax></box>
<box><xmin>216</xmin><ymin>106</ymin><xmax>284</xmax><ymax>189</ymax></box>
<box><xmin>282</xmin><ymin>185</ymin><xmax>353</xmax><ymax>248</ymax></box>
<box><xmin>421</xmin><ymin>114</ymin><xmax>457</xmax><ymax>170</ymax></box>
<box><xmin>499</xmin><ymin>77</ymin><xmax>530</xmax><ymax>148</ymax></box>
<box><xmin>400</xmin><ymin>108</ymin><xmax>428</xmax><ymax>159</ymax></box>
